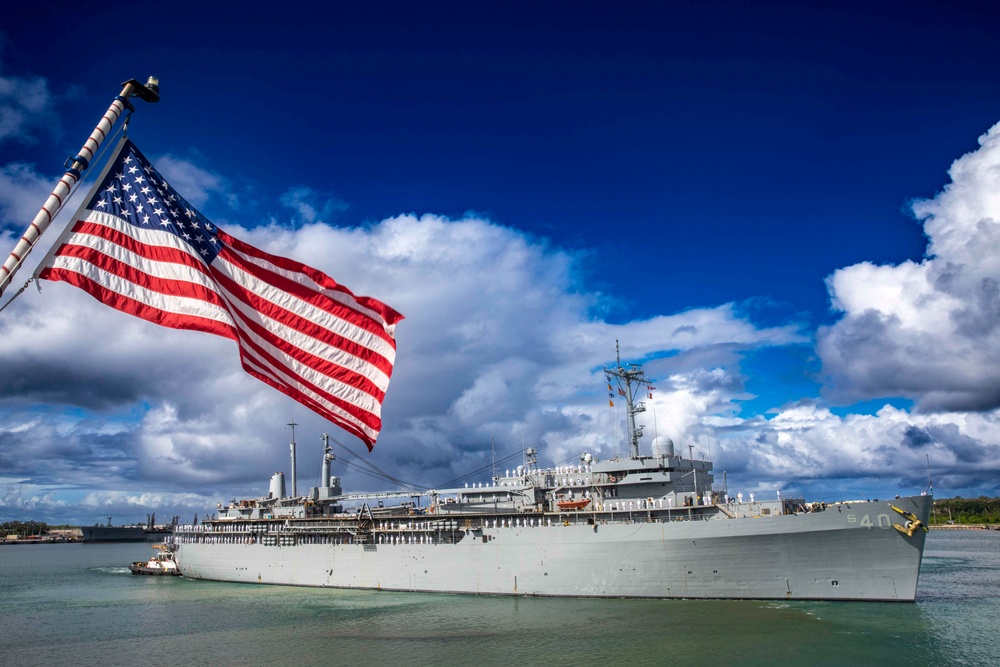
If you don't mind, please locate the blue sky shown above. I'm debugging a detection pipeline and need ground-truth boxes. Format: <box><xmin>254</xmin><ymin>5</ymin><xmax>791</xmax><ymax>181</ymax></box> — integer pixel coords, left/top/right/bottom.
<box><xmin>2</xmin><ymin>1</ymin><xmax>999</xmax><ymax>524</ymax></box>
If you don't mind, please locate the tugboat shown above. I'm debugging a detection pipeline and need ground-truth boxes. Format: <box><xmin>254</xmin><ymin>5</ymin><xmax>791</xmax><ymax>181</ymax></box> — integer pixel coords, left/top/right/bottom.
<box><xmin>129</xmin><ymin>544</ymin><xmax>181</xmax><ymax>576</ymax></box>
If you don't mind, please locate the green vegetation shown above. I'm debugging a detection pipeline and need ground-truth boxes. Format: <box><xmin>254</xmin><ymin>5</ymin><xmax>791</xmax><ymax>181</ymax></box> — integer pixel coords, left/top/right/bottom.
<box><xmin>1</xmin><ymin>520</ymin><xmax>51</xmax><ymax>536</ymax></box>
<box><xmin>930</xmin><ymin>497</ymin><xmax>1000</xmax><ymax>525</ymax></box>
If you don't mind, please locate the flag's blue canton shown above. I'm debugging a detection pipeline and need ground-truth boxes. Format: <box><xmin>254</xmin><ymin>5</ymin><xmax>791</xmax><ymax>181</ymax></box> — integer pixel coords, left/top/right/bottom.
<box><xmin>87</xmin><ymin>140</ymin><xmax>222</xmax><ymax>263</ymax></box>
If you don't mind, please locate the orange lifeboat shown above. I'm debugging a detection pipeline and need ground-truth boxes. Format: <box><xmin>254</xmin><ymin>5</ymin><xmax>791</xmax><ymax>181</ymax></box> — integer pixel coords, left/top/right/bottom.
<box><xmin>557</xmin><ymin>498</ymin><xmax>592</xmax><ymax>511</ymax></box>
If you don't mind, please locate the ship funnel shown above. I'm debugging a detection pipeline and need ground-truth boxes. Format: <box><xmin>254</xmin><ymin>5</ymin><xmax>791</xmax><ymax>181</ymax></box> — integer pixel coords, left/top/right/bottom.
<box><xmin>288</xmin><ymin>421</ymin><xmax>298</xmax><ymax>497</ymax></box>
<box><xmin>269</xmin><ymin>471</ymin><xmax>287</xmax><ymax>499</ymax></box>
<box><xmin>320</xmin><ymin>433</ymin><xmax>334</xmax><ymax>488</ymax></box>
<box><xmin>652</xmin><ymin>436</ymin><xmax>675</xmax><ymax>458</ymax></box>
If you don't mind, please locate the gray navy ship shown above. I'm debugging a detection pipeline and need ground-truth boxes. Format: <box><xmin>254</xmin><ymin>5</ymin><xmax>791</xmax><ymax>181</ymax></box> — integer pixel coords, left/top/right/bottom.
<box><xmin>170</xmin><ymin>347</ymin><xmax>931</xmax><ymax>601</ymax></box>
<box><xmin>83</xmin><ymin>514</ymin><xmax>176</xmax><ymax>542</ymax></box>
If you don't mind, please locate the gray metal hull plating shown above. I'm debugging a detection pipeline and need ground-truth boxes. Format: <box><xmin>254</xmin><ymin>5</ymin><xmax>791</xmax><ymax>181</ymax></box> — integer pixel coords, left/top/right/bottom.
<box><xmin>175</xmin><ymin>496</ymin><xmax>930</xmax><ymax>601</ymax></box>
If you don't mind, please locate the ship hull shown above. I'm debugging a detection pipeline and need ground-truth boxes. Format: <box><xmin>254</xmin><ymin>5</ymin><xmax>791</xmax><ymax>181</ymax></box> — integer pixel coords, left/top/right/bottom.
<box><xmin>174</xmin><ymin>495</ymin><xmax>930</xmax><ymax>601</ymax></box>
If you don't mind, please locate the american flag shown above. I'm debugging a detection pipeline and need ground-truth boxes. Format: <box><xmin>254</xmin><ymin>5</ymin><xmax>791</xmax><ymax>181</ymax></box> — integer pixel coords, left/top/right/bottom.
<box><xmin>36</xmin><ymin>138</ymin><xmax>402</xmax><ymax>449</ymax></box>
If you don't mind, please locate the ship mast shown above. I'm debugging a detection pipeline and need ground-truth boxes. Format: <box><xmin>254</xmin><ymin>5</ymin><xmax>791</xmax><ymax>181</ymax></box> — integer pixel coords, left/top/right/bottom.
<box><xmin>490</xmin><ymin>432</ymin><xmax>498</xmax><ymax>482</ymax></box>
<box><xmin>605</xmin><ymin>340</ymin><xmax>647</xmax><ymax>459</ymax></box>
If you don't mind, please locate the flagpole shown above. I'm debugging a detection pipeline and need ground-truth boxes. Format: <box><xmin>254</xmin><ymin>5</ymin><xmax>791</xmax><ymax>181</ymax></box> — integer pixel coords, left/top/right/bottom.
<box><xmin>0</xmin><ymin>76</ymin><xmax>160</xmax><ymax>297</ymax></box>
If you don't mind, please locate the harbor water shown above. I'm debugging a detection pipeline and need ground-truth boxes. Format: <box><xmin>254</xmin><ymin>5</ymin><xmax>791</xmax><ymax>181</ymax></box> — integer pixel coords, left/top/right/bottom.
<box><xmin>0</xmin><ymin>529</ymin><xmax>996</xmax><ymax>666</ymax></box>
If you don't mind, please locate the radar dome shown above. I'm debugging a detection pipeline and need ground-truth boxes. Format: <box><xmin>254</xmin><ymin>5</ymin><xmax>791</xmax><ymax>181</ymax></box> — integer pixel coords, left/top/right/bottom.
<box><xmin>652</xmin><ymin>436</ymin><xmax>675</xmax><ymax>458</ymax></box>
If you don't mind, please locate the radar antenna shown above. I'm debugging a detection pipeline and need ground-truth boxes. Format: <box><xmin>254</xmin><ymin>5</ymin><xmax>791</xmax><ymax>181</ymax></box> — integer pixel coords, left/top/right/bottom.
<box><xmin>605</xmin><ymin>340</ymin><xmax>648</xmax><ymax>459</ymax></box>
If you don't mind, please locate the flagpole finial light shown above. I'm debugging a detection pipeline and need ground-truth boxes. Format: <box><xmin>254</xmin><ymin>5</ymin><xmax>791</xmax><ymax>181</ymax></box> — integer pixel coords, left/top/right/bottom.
<box><xmin>123</xmin><ymin>76</ymin><xmax>160</xmax><ymax>103</ymax></box>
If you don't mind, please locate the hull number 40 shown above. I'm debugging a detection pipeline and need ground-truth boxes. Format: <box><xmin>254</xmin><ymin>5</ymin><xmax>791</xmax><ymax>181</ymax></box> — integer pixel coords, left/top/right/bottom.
<box><xmin>847</xmin><ymin>514</ymin><xmax>892</xmax><ymax>528</ymax></box>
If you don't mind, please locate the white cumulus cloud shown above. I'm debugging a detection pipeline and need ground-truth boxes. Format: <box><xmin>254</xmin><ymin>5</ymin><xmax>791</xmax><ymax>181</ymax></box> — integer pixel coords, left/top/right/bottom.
<box><xmin>819</xmin><ymin>121</ymin><xmax>1000</xmax><ymax>413</ymax></box>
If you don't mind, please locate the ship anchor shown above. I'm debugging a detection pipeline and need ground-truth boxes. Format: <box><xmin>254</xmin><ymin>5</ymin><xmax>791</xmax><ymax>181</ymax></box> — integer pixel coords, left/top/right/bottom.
<box><xmin>890</xmin><ymin>504</ymin><xmax>929</xmax><ymax>537</ymax></box>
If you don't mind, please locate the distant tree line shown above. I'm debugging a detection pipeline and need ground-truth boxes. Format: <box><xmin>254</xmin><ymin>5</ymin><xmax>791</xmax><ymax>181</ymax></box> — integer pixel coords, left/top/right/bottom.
<box><xmin>931</xmin><ymin>497</ymin><xmax>1000</xmax><ymax>525</ymax></box>
<box><xmin>1</xmin><ymin>520</ymin><xmax>50</xmax><ymax>536</ymax></box>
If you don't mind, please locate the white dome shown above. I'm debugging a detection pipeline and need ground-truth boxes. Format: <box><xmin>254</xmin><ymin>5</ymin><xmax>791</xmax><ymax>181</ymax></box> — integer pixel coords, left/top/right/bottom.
<box><xmin>651</xmin><ymin>436</ymin><xmax>675</xmax><ymax>457</ymax></box>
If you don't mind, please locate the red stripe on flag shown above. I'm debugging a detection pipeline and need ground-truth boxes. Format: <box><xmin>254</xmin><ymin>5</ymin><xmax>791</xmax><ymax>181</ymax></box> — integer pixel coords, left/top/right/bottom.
<box><xmin>228</xmin><ymin>305</ymin><xmax>387</xmax><ymax>414</ymax></box>
<box><xmin>71</xmin><ymin>219</ymin><xmax>212</xmax><ymax>274</ymax></box>
<box><xmin>36</xmin><ymin>266</ymin><xmax>238</xmax><ymax>339</ymax></box>
<box><xmin>49</xmin><ymin>236</ymin><xmax>231</xmax><ymax>313</ymax></box>
<box><xmin>223</xmin><ymin>230</ymin><xmax>403</xmax><ymax>330</ymax></box>
<box><xmin>220</xmin><ymin>232</ymin><xmax>399</xmax><ymax>345</ymax></box>
<box><xmin>244</xmin><ymin>365</ymin><xmax>376</xmax><ymax>446</ymax></box>
<box><xmin>237</xmin><ymin>340</ymin><xmax>383</xmax><ymax>437</ymax></box>
<box><xmin>210</xmin><ymin>253</ymin><xmax>395</xmax><ymax>381</ymax></box>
